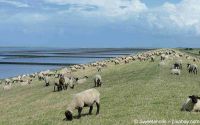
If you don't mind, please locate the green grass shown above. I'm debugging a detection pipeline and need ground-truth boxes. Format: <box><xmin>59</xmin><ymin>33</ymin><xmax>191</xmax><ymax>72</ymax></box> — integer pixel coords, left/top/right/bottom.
<box><xmin>1</xmin><ymin>49</ymin><xmax>200</xmax><ymax>125</ymax></box>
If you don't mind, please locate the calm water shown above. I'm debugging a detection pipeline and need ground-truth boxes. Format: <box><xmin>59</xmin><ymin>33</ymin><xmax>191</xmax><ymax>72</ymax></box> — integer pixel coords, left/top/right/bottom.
<box><xmin>0</xmin><ymin>47</ymin><xmax>150</xmax><ymax>79</ymax></box>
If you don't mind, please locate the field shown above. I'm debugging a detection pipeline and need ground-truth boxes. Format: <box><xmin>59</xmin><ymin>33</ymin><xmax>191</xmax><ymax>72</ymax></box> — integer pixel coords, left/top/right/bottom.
<box><xmin>1</xmin><ymin>49</ymin><xmax>200</xmax><ymax>125</ymax></box>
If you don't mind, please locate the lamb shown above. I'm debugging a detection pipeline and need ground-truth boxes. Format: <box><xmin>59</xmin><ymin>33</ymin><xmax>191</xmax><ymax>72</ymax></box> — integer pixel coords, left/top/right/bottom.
<box><xmin>181</xmin><ymin>95</ymin><xmax>200</xmax><ymax>112</ymax></box>
<box><xmin>187</xmin><ymin>63</ymin><xmax>198</xmax><ymax>74</ymax></box>
<box><xmin>76</xmin><ymin>76</ymin><xmax>88</xmax><ymax>84</ymax></box>
<box><xmin>94</xmin><ymin>74</ymin><xmax>102</xmax><ymax>87</ymax></box>
<box><xmin>171</xmin><ymin>68</ymin><xmax>181</xmax><ymax>75</ymax></box>
<box><xmin>65</xmin><ymin>88</ymin><xmax>100</xmax><ymax>120</ymax></box>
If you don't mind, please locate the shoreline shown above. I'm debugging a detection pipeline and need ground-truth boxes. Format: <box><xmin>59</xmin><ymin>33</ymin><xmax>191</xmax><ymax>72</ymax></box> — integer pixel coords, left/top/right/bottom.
<box><xmin>0</xmin><ymin>48</ymin><xmax>153</xmax><ymax>81</ymax></box>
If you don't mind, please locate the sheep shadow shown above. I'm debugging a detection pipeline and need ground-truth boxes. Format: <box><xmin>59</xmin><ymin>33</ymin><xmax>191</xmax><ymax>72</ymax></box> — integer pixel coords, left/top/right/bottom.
<box><xmin>63</xmin><ymin>113</ymin><xmax>92</xmax><ymax>121</ymax></box>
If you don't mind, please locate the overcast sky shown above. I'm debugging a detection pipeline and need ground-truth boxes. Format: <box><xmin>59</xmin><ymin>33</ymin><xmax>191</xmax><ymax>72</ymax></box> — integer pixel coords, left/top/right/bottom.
<box><xmin>0</xmin><ymin>0</ymin><xmax>199</xmax><ymax>48</ymax></box>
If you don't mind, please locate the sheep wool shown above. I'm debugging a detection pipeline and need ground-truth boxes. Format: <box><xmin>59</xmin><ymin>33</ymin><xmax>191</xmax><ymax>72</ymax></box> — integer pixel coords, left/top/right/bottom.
<box><xmin>171</xmin><ymin>69</ymin><xmax>181</xmax><ymax>75</ymax></box>
<box><xmin>65</xmin><ymin>88</ymin><xmax>100</xmax><ymax>120</ymax></box>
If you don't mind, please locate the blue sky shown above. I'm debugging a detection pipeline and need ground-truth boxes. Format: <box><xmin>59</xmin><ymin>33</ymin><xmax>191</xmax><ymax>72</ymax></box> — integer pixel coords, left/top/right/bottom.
<box><xmin>0</xmin><ymin>0</ymin><xmax>199</xmax><ymax>48</ymax></box>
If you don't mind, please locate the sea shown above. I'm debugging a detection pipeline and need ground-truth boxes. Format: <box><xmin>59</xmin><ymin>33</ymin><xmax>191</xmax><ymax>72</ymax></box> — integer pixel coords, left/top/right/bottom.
<box><xmin>0</xmin><ymin>47</ymin><xmax>151</xmax><ymax>79</ymax></box>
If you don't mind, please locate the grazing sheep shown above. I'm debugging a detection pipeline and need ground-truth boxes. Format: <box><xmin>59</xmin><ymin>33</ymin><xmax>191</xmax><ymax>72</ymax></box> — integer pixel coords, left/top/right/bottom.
<box><xmin>150</xmin><ymin>56</ymin><xmax>155</xmax><ymax>62</ymax></box>
<box><xmin>171</xmin><ymin>68</ymin><xmax>181</xmax><ymax>75</ymax></box>
<box><xmin>187</xmin><ymin>63</ymin><xmax>198</xmax><ymax>74</ymax></box>
<box><xmin>54</xmin><ymin>76</ymin><xmax>67</xmax><ymax>91</ymax></box>
<box><xmin>20</xmin><ymin>79</ymin><xmax>32</xmax><ymax>86</ymax></box>
<box><xmin>44</xmin><ymin>76</ymin><xmax>50</xmax><ymax>86</ymax></box>
<box><xmin>174</xmin><ymin>60</ymin><xmax>182</xmax><ymax>69</ymax></box>
<box><xmin>181</xmin><ymin>95</ymin><xmax>200</xmax><ymax>112</ymax></box>
<box><xmin>160</xmin><ymin>54</ymin><xmax>165</xmax><ymax>61</ymax></box>
<box><xmin>97</xmin><ymin>66</ymin><xmax>102</xmax><ymax>72</ymax></box>
<box><xmin>69</xmin><ymin>77</ymin><xmax>77</xmax><ymax>89</ymax></box>
<box><xmin>65</xmin><ymin>88</ymin><xmax>100</xmax><ymax>120</ymax></box>
<box><xmin>3</xmin><ymin>83</ymin><xmax>12</xmax><ymax>90</ymax></box>
<box><xmin>94</xmin><ymin>74</ymin><xmax>102</xmax><ymax>87</ymax></box>
<box><xmin>76</xmin><ymin>76</ymin><xmax>88</xmax><ymax>84</ymax></box>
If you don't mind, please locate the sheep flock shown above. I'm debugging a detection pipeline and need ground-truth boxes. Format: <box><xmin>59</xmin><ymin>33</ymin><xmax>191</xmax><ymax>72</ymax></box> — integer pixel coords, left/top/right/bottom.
<box><xmin>1</xmin><ymin>48</ymin><xmax>200</xmax><ymax>123</ymax></box>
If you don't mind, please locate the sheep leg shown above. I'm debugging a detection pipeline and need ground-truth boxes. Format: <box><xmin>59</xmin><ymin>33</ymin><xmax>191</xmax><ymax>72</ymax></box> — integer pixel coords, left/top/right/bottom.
<box><xmin>96</xmin><ymin>103</ymin><xmax>100</xmax><ymax>115</ymax></box>
<box><xmin>54</xmin><ymin>86</ymin><xmax>56</xmax><ymax>92</ymax></box>
<box><xmin>94</xmin><ymin>80</ymin><xmax>97</xmax><ymax>87</ymax></box>
<box><xmin>89</xmin><ymin>106</ymin><xmax>93</xmax><ymax>115</ymax></box>
<box><xmin>77</xmin><ymin>107</ymin><xmax>82</xmax><ymax>118</ymax></box>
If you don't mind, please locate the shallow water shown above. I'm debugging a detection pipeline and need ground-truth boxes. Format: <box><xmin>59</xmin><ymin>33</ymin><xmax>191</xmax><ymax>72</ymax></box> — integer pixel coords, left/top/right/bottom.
<box><xmin>0</xmin><ymin>47</ymin><xmax>150</xmax><ymax>79</ymax></box>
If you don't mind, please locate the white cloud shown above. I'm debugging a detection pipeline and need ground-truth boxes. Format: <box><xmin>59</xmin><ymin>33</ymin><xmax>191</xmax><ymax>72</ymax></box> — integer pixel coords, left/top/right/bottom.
<box><xmin>144</xmin><ymin>0</ymin><xmax>200</xmax><ymax>35</ymax></box>
<box><xmin>0</xmin><ymin>0</ymin><xmax>29</xmax><ymax>8</ymax></box>
<box><xmin>44</xmin><ymin>0</ymin><xmax>147</xmax><ymax>17</ymax></box>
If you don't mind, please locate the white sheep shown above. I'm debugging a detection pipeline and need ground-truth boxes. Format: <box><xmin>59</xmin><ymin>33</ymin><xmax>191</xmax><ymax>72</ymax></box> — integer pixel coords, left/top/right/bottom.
<box><xmin>171</xmin><ymin>68</ymin><xmax>181</xmax><ymax>75</ymax></box>
<box><xmin>158</xmin><ymin>61</ymin><xmax>165</xmax><ymax>66</ymax></box>
<box><xmin>3</xmin><ymin>83</ymin><xmax>12</xmax><ymax>90</ymax></box>
<box><xmin>94</xmin><ymin>74</ymin><xmax>102</xmax><ymax>87</ymax></box>
<box><xmin>44</xmin><ymin>76</ymin><xmax>50</xmax><ymax>86</ymax></box>
<box><xmin>76</xmin><ymin>76</ymin><xmax>88</xmax><ymax>84</ymax></box>
<box><xmin>65</xmin><ymin>88</ymin><xmax>100</xmax><ymax>120</ymax></box>
<box><xmin>20</xmin><ymin>79</ymin><xmax>32</xmax><ymax>86</ymax></box>
<box><xmin>181</xmin><ymin>95</ymin><xmax>200</xmax><ymax>112</ymax></box>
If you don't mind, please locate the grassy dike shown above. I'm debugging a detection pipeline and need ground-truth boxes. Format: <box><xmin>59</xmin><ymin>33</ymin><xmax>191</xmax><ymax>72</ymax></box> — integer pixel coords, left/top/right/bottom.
<box><xmin>1</xmin><ymin>49</ymin><xmax>200</xmax><ymax>125</ymax></box>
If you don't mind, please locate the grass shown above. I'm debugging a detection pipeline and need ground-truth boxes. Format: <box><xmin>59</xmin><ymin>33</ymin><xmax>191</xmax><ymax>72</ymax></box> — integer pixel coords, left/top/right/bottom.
<box><xmin>1</xmin><ymin>49</ymin><xmax>200</xmax><ymax>125</ymax></box>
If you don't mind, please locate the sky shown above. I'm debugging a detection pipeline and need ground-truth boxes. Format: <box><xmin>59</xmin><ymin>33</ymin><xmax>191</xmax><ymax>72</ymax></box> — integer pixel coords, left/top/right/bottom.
<box><xmin>0</xmin><ymin>0</ymin><xmax>199</xmax><ymax>48</ymax></box>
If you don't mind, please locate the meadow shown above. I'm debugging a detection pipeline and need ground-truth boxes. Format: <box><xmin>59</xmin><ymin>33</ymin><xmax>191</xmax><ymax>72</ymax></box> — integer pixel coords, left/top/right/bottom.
<box><xmin>1</xmin><ymin>49</ymin><xmax>200</xmax><ymax>125</ymax></box>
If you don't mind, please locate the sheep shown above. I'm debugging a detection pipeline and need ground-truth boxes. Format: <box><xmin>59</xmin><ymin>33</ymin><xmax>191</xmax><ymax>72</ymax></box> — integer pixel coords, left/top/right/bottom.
<box><xmin>173</xmin><ymin>60</ymin><xmax>182</xmax><ymax>69</ymax></box>
<box><xmin>97</xmin><ymin>66</ymin><xmax>102</xmax><ymax>72</ymax></box>
<box><xmin>158</xmin><ymin>61</ymin><xmax>165</xmax><ymax>66</ymax></box>
<box><xmin>181</xmin><ymin>95</ymin><xmax>200</xmax><ymax>112</ymax></box>
<box><xmin>20</xmin><ymin>79</ymin><xmax>32</xmax><ymax>86</ymax></box>
<box><xmin>65</xmin><ymin>88</ymin><xmax>100</xmax><ymax>120</ymax></box>
<box><xmin>69</xmin><ymin>77</ymin><xmax>77</xmax><ymax>89</ymax></box>
<box><xmin>76</xmin><ymin>76</ymin><xmax>88</xmax><ymax>84</ymax></box>
<box><xmin>150</xmin><ymin>56</ymin><xmax>155</xmax><ymax>62</ymax></box>
<box><xmin>171</xmin><ymin>68</ymin><xmax>181</xmax><ymax>75</ymax></box>
<box><xmin>3</xmin><ymin>83</ymin><xmax>12</xmax><ymax>90</ymax></box>
<box><xmin>160</xmin><ymin>54</ymin><xmax>166</xmax><ymax>61</ymax></box>
<box><xmin>54</xmin><ymin>75</ymin><xmax>67</xmax><ymax>91</ymax></box>
<box><xmin>94</xmin><ymin>74</ymin><xmax>102</xmax><ymax>87</ymax></box>
<box><xmin>187</xmin><ymin>63</ymin><xmax>198</xmax><ymax>74</ymax></box>
<box><xmin>44</xmin><ymin>76</ymin><xmax>50</xmax><ymax>86</ymax></box>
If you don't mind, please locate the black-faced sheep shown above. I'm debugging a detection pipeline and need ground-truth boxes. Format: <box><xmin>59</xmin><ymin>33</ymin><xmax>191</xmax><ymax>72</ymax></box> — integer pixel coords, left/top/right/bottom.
<box><xmin>181</xmin><ymin>95</ymin><xmax>200</xmax><ymax>112</ymax></box>
<box><xmin>44</xmin><ymin>76</ymin><xmax>50</xmax><ymax>86</ymax></box>
<box><xmin>20</xmin><ymin>79</ymin><xmax>32</xmax><ymax>86</ymax></box>
<box><xmin>65</xmin><ymin>88</ymin><xmax>100</xmax><ymax>120</ymax></box>
<box><xmin>150</xmin><ymin>56</ymin><xmax>155</xmax><ymax>62</ymax></box>
<box><xmin>173</xmin><ymin>60</ymin><xmax>182</xmax><ymax>69</ymax></box>
<box><xmin>94</xmin><ymin>74</ymin><xmax>102</xmax><ymax>87</ymax></box>
<box><xmin>76</xmin><ymin>76</ymin><xmax>88</xmax><ymax>84</ymax></box>
<box><xmin>187</xmin><ymin>63</ymin><xmax>198</xmax><ymax>74</ymax></box>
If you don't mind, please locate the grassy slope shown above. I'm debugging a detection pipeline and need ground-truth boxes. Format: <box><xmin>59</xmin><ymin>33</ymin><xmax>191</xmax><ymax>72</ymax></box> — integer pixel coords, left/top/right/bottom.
<box><xmin>1</xmin><ymin>50</ymin><xmax>200</xmax><ymax>125</ymax></box>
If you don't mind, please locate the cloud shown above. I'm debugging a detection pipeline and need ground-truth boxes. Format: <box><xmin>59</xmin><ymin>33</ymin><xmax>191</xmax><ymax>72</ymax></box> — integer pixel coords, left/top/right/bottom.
<box><xmin>143</xmin><ymin>0</ymin><xmax>200</xmax><ymax>35</ymax></box>
<box><xmin>0</xmin><ymin>0</ymin><xmax>29</xmax><ymax>8</ymax></box>
<box><xmin>44</xmin><ymin>0</ymin><xmax>147</xmax><ymax>17</ymax></box>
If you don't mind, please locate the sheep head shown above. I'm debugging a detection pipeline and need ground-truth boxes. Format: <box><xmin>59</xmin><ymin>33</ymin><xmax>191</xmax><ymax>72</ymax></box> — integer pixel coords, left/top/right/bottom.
<box><xmin>65</xmin><ymin>110</ymin><xmax>73</xmax><ymax>121</ymax></box>
<box><xmin>189</xmin><ymin>95</ymin><xmax>199</xmax><ymax>104</ymax></box>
